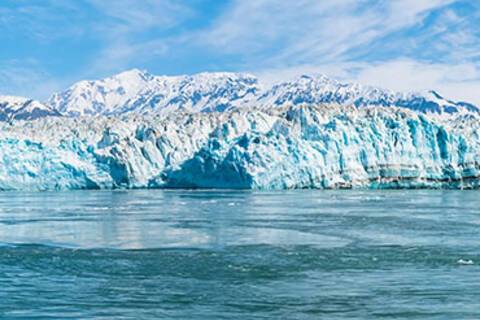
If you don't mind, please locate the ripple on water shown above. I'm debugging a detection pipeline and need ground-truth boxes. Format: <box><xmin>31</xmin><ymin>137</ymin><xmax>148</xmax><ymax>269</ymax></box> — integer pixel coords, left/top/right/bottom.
<box><xmin>0</xmin><ymin>190</ymin><xmax>479</xmax><ymax>319</ymax></box>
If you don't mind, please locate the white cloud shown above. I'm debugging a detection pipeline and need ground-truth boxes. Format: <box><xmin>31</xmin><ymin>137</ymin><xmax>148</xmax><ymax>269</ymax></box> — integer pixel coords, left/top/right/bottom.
<box><xmin>200</xmin><ymin>0</ymin><xmax>455</xmax><ymax>65</ymax></box>
<box><xmin>84</xmin><ymin>0</ymin><xmax>193</xmax><ymax>75</ymax></box>
<box><xmin>0</xmin><ymin>60</ymin><xmax>62</xmax><ymax>100</ymax></box>
<box><xmin>87</xmin><ymin>0</ymin><xmax>190</xmax><ymax>34</ymax></box>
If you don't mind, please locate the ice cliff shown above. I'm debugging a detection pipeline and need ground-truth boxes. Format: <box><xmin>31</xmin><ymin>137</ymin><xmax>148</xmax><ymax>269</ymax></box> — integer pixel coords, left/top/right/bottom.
<box><xmin>0</xmin><ymin>104</ymin><xmax>479</xmax><ymax>190</ymax></box>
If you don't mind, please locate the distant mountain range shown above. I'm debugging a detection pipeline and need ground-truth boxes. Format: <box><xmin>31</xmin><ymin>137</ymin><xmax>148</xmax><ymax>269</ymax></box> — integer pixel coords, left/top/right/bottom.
<box><xmin>0</xmin><ymin>69</ymin><xmax>478</xmax><ymax>121</ymax></box>
<box><xmin>0</xmin><ymin>95</ymin><xmax>60</xmax><ymax>122</ymax></box>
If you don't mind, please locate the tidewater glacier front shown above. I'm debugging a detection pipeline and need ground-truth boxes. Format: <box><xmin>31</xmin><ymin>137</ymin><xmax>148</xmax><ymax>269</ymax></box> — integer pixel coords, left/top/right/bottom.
<box><xmin>1</xmin><ymin>104</ymin><xmax>479</xmax><ymax>190</ymax></box>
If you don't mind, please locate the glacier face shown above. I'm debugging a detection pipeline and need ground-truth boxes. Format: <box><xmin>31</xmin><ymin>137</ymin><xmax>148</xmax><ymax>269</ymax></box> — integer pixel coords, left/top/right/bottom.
<box><xmin>1</xmin><ymin>104</ymin><xmax>479</xmax><ymax>191</ymax></box>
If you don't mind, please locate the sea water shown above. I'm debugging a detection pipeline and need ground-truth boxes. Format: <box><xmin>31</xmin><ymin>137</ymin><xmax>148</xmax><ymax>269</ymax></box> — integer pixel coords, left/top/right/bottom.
<box><xmin>0</xmin><ymin>190</ymin><xmax>479</xmax><ymax>319</ymax></box>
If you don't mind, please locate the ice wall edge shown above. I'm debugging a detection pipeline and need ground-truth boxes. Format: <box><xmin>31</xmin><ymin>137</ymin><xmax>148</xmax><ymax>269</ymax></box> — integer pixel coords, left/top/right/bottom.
<box><xmin>1</xmin><ymin>104</ymin><xmax>479</xmax><ymax>191</ymax></box>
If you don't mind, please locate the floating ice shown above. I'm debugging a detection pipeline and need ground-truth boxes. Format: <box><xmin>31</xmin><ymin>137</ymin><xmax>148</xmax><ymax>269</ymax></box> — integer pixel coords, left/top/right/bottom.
<box><xmin>457</xmin><ymin>259</ymin><xmax>474</xmax><ymax>265</ymax></box>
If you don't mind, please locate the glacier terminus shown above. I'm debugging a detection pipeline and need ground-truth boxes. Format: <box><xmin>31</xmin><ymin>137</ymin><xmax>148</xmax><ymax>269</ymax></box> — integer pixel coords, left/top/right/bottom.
<box><xmin>0</xmin><ymin>69</ymin><xmax>479</xmax><ymax>191</ymax></box>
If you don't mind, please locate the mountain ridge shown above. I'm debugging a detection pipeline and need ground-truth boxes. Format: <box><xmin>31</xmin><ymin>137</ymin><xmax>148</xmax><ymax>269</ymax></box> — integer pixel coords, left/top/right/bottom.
<box><xmin>0</xmin><ymin>95</ymin><xmax>61</xmax><ymax>122</ymax></box>
<box><xmin>0</xmin><ymin>69</ymin><xmax>478</xmax><ymax>121</ymax></box>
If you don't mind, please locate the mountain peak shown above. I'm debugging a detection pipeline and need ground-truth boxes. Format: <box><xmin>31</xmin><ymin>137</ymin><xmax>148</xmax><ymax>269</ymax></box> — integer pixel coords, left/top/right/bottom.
<box><xmin>111</xmin><ymin>68</ymin><xmax>151</xmax><ymax>82</ymax></box>
<box><xmin>47</xmin><ymin>69</ymin><xmax>262</xmax><ymax>116</ymax></box>
<box><xmin>0</xmin><ymin>95</ymin><xmax>30</xmax><ymax>105</ymax></box>
<box><xmin>257</xmin><ymin>74</ymin><xmax>478</xmax><ymax>114</ymax></box>
<box><xmin>0</xmin><ymin>95</ymin><xmax>60</xmax><ymax>121</ymax></box>
<box><xmin>428</xmin><ymin>90</ymin><xmax>444</xmax><ymax>100</ymax></box>
<box><xmin>295</xmin><ymin>73</ymin><xmax>338</xmax><ymax>84</ymax></box>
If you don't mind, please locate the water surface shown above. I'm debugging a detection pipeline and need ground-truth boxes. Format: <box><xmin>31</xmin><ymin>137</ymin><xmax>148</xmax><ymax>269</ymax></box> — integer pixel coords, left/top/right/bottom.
<box><xmin>0</xmin><ymin>190</ymin><xmax>479</xmax><ymax>319</ymax></box>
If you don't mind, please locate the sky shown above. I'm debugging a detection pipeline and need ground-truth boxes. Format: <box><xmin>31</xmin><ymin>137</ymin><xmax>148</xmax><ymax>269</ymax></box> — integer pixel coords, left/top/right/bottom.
<box><xmin>0</xmin><ymin>0</ymin><xmax>479</xmax><ymax>104</ymax></box>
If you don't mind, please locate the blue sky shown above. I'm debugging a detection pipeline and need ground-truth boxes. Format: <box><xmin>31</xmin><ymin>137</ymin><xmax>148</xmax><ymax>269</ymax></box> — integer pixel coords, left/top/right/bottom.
<box><xmin>0</xmin><ymin>0</ymin><xmax>479</xmax><ymax>103</ymax></box>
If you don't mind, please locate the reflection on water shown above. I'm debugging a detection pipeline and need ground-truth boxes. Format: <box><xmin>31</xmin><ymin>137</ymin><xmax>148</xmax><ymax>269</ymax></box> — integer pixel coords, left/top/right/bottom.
<box><xmin>1</xmin><ymin>190</ymin><xmax>479</xmax><ymax>249</ymax></box>
<box><xmin>0</xmin><ymin>190</ymin><xmax>479</xmax><ymax>319</ymax></box>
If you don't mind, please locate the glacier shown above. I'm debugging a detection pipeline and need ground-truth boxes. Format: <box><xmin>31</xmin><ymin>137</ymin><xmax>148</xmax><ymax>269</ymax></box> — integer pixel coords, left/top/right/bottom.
<box><xmin>0</xmin><ymin>69</ymin><xmax>479</xmax><ymax>190</ymax></box>
<box><xmin>0</xmin><ymin>104</ymin><xmax>479</xmax><ymax>190</ymax></box>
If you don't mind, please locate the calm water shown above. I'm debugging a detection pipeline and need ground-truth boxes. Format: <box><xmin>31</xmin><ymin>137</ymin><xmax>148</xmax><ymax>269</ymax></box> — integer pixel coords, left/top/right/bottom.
<box><xmin>0</xmin><ymin>190</ymin><xmax>479</xmax><ymax>319</ymax></box>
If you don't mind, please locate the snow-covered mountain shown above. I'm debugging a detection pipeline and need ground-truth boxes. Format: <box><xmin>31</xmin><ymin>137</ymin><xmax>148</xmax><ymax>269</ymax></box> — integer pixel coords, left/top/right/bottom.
<box><xmin>0</xmin><ymin>96</ymin><xmax>60</xmax><ymax>122</ymax></box>
<box><xmin>0</xmin><ymin>104</ymin><xmax>479</xmax><ymax>190</ymax></box>
<box><xmin>257</xmin><ymin>75</ymin><xmax>478</xmax><ymax>114</ymax></box>
<box><xmin>1</xmin><ymin>69</ymin><xmax>478</xmax><ymax>121</ymax></box>
<box><xmin>47</xmin><ymin>69</ymin><xmax>260</xmax><ymax>117</ymax></box>
<box><xmin>45</xmin><ymin>70</ymin><xmax>479</xmax><ymax>118</ymax></box>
